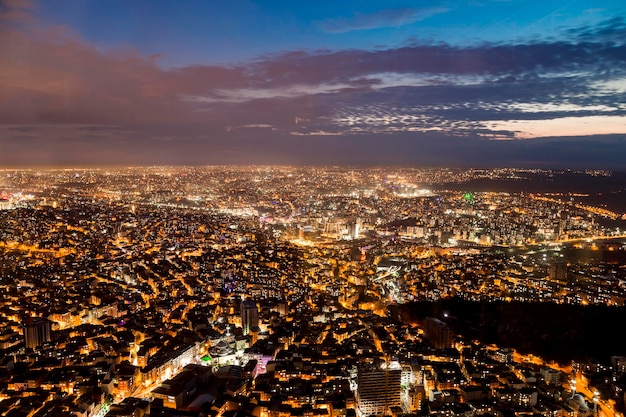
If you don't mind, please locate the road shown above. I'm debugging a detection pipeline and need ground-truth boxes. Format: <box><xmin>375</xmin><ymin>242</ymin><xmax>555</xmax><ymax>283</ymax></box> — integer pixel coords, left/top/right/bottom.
<box><xmin>512</xmin><ymin>351</ymin><xmax>620</xmax><ymax>417</ymax></box>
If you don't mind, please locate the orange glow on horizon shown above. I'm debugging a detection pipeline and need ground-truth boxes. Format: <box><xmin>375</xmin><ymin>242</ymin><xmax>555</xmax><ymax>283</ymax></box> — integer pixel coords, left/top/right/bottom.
<box><xmin>486</xmin><ymin>115</ymin><xmax>626</xmax><ymax>139</ymax></box>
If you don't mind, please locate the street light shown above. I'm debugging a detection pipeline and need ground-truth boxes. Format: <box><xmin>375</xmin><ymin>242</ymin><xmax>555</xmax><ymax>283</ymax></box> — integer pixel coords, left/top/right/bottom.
<box><xmin>593</xmin><ymin>390</ymin><xmax>599</xmax><ymax>415</ymax></box>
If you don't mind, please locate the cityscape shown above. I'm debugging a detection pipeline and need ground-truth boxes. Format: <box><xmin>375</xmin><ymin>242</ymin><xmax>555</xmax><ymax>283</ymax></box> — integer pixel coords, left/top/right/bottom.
<box><xmin>3</xmin><ymin>0</ymin><xmax>626</xmax><ymax>416</ymax></box>
<box><xmin>1</xmin><ymin>167</ymin><xmax>626</xmax><ymax>417</ymax></box>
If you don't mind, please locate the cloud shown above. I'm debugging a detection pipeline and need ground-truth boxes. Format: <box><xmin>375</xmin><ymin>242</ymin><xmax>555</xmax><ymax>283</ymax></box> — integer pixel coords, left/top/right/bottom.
<box><xmin>591</xmin><ymin>77</ymin><xmax>626</xmax><ymax>95</ymax></box>
<box><xmin>183</xmin><ymin>81</ymin><xmax>360</xmax><ymax>103</ymax></box>
<box><xmin>0</xmin><ymin>0</ymin><xmax>35</xmax><ymax>26</ymax></box>
<box><xmin>565</xmin><ymin>16</ymin><xmax>626</xmax><ymax>44</ymax></box>
<box><xmin>290</xmin><ymin>130</ymin><xmax>343</xmax><ymax>136</ymax></box>
<box><xmin>1</xmin><ymin>9</ymin><xmax>626</xmax><ymax>167</ymax></box>
<box><xmin>316</xmin><ymin>7</ymin><xmax>449</xmax><ymax>34</ymax></box>
<box><xmin>0</xmin><ymin>27</ymin><xmax>253</xmax><ymax>128</ymax></box>
<box><xmin>227</xmin><ymin>124</ymin><xmax>277</xmax><ymax>131</ymax></box>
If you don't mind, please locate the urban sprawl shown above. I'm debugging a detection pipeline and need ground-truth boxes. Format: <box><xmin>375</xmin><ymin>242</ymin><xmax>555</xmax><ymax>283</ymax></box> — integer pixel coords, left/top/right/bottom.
<box><xmin>1</xmin><ymin>167</ymin><xmax>625</xmax><ymax>417</ymax></box>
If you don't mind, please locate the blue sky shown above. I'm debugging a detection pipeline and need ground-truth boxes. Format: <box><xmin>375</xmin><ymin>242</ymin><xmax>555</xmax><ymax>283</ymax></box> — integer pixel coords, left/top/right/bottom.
<box><xmin>1</xmin><ymin>0</ymin><xmax>625</xmax><ymax>167</ymax></box>
<box><xmin>36</xmin><ymin>0</ymin><xmax>624</xmax><ymax>66</ymax></box>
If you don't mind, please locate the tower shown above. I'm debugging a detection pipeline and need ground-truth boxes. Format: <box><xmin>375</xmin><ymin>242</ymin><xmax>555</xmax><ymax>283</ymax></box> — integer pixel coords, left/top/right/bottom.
<box><xmin>348</xmin><ymin>218</ymin><xmax>362</xmax><ymax>240</ymax></box>
<box><xmin>423</xmin><ymin>317</ymin><xmax>453</xmax><ymax>349</ymax></box>
<box><xmin>549</xmin><ymin>260</ymin><xmax>568</xmax><ymax>282</ymax></box>
<box><xmin>240</xmin><ymin>299</ymin><xmax>258</xmax><ymax>336</ymax></box>
<box><xmin>23</xmin><ymin>319</ymin><xmax>52</xmax><ymax>350</ymax></box>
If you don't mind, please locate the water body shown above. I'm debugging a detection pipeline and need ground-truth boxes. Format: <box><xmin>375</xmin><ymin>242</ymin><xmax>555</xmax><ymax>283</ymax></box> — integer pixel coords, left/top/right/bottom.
<box><xmin>432</xmin><ymin>171</ymin><xmax>626</xmax><ymax>214</ymax></box>
<box><xmin>491</xmin><ymin>240</ymin><xmax>626</xmax><ymax>264</ymax></box>
<box><xmin>559</xmin><ymin>240</ymin><xmax>626</xmax><ymax>264</ymax></box>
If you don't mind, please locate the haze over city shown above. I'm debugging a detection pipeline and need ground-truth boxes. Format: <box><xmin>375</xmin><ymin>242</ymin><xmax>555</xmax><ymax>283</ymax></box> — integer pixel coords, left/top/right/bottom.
<box><xmin>1</xmin><ymin>0</ymin><xmax>626</xmax><ymax>167</ymax></box>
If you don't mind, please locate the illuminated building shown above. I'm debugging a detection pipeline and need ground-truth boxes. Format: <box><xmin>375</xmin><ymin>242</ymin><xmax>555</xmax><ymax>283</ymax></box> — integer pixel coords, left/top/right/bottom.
<box><xmin>348</xmin><ymin>218</ymin><xmax>362</xmax><ymax>240</ymax></box>
<box><xmin>241</xmin><ymin>299</ymin><xmax>259</xmax><ymax>336</ymax></box>
<box><xmin>356</xmin><ymin>367</ymin><xmax>402</xmax><ymax>417</ymax></box>
<box><xmin>23</xmin><ymin>318</ymin><xmax>52</xmax><ymax>350</ymax></box>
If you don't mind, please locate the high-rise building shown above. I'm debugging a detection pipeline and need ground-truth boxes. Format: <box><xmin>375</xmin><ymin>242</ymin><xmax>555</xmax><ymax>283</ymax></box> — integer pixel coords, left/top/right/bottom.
<box><xmin>348</xmin><ymin>218</ymin><xmax>362</xmax><ymax>240</ymax></box>
<box><xmin>549</xmin><ymin>260</ymin><xmax>568</xmax><ymax>281</ymax></box>
<box><xmin>23</xmin><ymin>319</ymin><xmax>52</xmax><ymax>350</ymax></box>
<box><xmin>423</xmin><ymin>317</ymin><xmax>453</xmax><ymax>349</ymax></box>
<box><xmin>356</xmin><ymin>366</ymin><xmax>402</xmax><ymax>417</ymax></box>
<box><xmin>241</xmin><ymin>299</ymin><xmax>258</xmax><ymax>336</ymax></box>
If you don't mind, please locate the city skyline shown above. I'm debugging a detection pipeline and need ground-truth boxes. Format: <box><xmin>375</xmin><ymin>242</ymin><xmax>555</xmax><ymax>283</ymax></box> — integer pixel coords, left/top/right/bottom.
<box><xmin>1</xmin><ymin>0</ymin><xmax>626</xmax><ymax>167</ymax></box>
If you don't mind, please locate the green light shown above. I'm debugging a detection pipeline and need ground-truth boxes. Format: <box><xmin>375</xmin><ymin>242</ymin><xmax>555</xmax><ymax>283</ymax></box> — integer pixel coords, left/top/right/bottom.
<box><xmin>463</xmin><ymin>193</ymin><xmax>473</xmax><ymax>202</ymax></box>
<box><xmin>201</xmin><ymin>355</ymin><xmax>212</xmax><ymax>362</ymax></box>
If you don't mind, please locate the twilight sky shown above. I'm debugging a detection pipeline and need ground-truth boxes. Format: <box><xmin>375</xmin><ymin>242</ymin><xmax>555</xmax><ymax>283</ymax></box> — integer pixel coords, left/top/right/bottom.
<box><xmin>1</xmin><ymin>0</ymin><xmax>626</xmax><ymax>168</ymax></box>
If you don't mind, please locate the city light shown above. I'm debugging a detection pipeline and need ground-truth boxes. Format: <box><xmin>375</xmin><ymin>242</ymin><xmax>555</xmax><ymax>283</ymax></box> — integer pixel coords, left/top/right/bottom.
<box><xmin>0</xmin><ymin>167</ymin><xmax>624</xmax><ymax>416</ymax></box>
